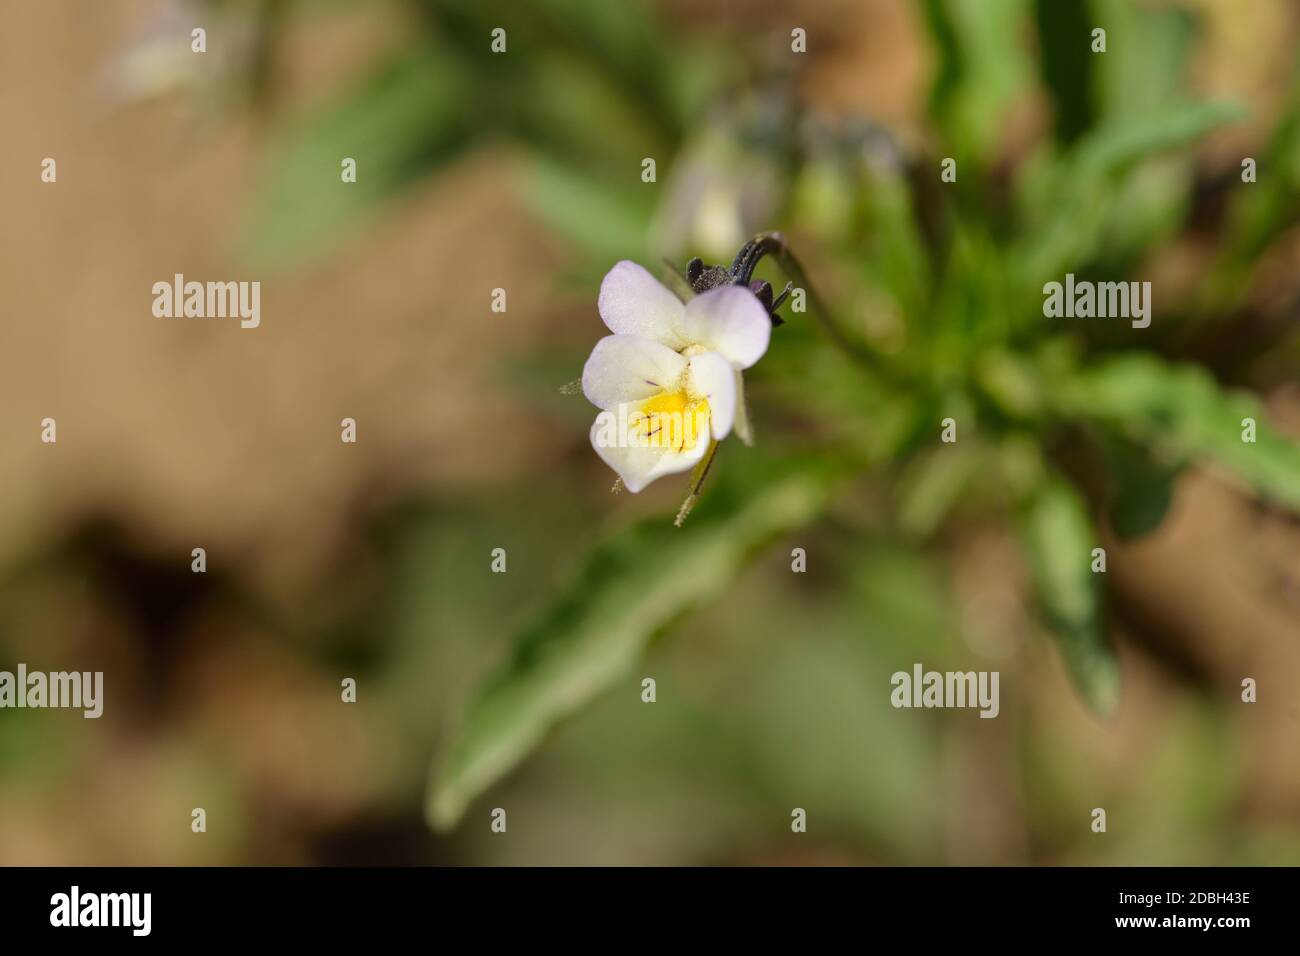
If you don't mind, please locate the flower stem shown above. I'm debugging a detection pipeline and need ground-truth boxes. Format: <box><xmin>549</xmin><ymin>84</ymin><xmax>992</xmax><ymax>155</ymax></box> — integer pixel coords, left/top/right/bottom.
<box><xmin>674</xmin><ymin>439</ymin><xmax>719</xmax><ymax>527</ymax></box>
<box><xmin>738</xmin><ymin>231</ymin><xmax>904</xmax><ymax>385</ymax></box>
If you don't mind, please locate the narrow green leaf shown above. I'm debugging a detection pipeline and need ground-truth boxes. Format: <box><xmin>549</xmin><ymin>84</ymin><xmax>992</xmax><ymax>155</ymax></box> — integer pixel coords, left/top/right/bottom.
<box><xmin>1089</xmin><ymin>0</ymin><xmax>1195</xmax><ymax>123</ymax></box>
<box><xmin>1032</xmin><ymin>0</ymin><xmax>1095</xmax><ymax>144</ymax></box>
<box><xmin>246</xmin><ymin>49</ymin><xmax>474</xmax><ymax>266</ymax></box>
<box><xmin>1018</xmin><ymin>476</ymin><xmax>1119</xmax><ymax>715</ymax></box>
<box><xmin>427</xmin><ymin>458</ymin><xmax>844</xmax><ymax>830</ymax></box>
<box><xmin>522</xmin><ymin>157</ymin><xmax>656</xmax><ymax>263</ymax></box>
<box><xmin>1054</xmin><ymin>354</ymin><xmax>1300</xmax><ymax>513</ymax></box>
<box><xmin>855</xmin><ymin>164</ymin><xmax>933</xmax><ymax>323</ymax></box>
<box><xmin>1100</xmin><ymin>436</ymin><xmax>1182</xmax><ymax>540</ymax></box>
<box><xmin>1204</xmin><ymin>66</ymin><xmax>1300</xmax><ymax>311</ymax></box>
<box><xmin>1014</xmin><ymin>100</ymin><xmax>1246</xmax><ymax>286</ymax></box>
<box><xmin>896</xmin><ymin>444</ymin><xmax>980</xmax><ymax>538</ymax></box>
<box><xmin>920</xmin><ymin>0</ymin><xmax>1033</xmax><ymax>170</ymax></box>
<box><xmin>1071</xmin><ymin>100</ymin><xmax>1245</xmax><ymax>179</ymax></box>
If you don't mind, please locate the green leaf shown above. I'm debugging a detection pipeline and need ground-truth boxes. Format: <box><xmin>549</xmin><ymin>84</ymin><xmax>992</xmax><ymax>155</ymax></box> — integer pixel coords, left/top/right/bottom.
<box><xmin>1012</xmin><ymin>100</ymin><xmax>1245</xmax><ymax>297</ymax></box>
<box><xmin>246</xmin><ymin>48</ymin><xmax>475</xmax><ymax>266</ymax></box>
<box><xmin>1053</xmin><ymin>0</ymin><xmax>1202</xmax><ymax>272</ymax></box>
<box><xmin>853</xmin><ymin>164</ymin><xmax>933</xmax><ymax>323</ymax></box>
<box><xmin>1205</xmin><ymin>66</ymin><xmax>1300</xmax><ymax>310</ymax></box>
<box><xmin>1032</xmin><ymin>0</ymin><xmax>1095</xmax><ymax>144</ymax></box>
<box><xmin>1070</xmin><ymin>100</ymin><xmax>1245</xmax><ymax>181</ymax></box>
<box><xmin>1089</xmin><ymin>0</ymin><xmax>1195</xmax><ymax>124</ymax></box>
<box><xmin>929</xmin><ymin>223</ymin><xmax>1012</xmax><ymax>354</ymax></box>
<box><xmin>246</xmin><ymin>0</ymin><xmax>708</xmax><ymax>266</ymax></box>
<box><xmin>920</xmin><ymin>0</ymin><xmax>1033</xmax><ymax>170</ymax></box>
<box><xmin>1018</xmin><ymin>475</ymin><xmax>1119</xmax><ymax>715</ymax></box>
<box><xmin>1053</xmin><ymin>354</ymin><xmax>1300</xmax><ymax>513</ymax></box>
<box><xmin>1100</xmin><ymin>436</ymin><xmax>1182</xmax><ymax>540</ymax></box>
<box><xmin>895</xmin><ymin>444</ymin><xmax>980</xmax><ymax>538</ymax></box>
<box><xmin>522</xmin><ymin>157</ymin><xmax>656</xmax><ymax>263</ymax></box>
<box><xmin>426</xmin><ymin>457</ymin><xmax>845</xmax><ymax>830</ymax></box>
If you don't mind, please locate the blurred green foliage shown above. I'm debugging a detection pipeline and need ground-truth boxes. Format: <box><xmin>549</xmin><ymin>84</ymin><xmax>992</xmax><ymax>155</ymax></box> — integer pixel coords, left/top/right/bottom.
<box><xmin>231</xmin><ymin>0</ymin><xmax>1300</xmax><ymax>856</ymax></box>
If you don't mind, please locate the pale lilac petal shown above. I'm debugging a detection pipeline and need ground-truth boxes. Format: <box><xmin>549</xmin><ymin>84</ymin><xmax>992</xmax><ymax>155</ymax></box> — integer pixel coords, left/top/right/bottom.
<box><xmin>598</xmin><ymin>260</ymin><xmax>688</xmax><ymax>348</ymax></box>
<box><xmin>582</xmin><ymin>335</ymin><xmax>688</xmax><ymax>410</ymax></box>
<box><xmin>590</xmin><ymin>405</ymin><xmax>711</xmax><ymax>493</ymax></box>
<box><xmin>687</xmin><ymin>351</ymin><xmax>737</xmax><ymax>441</ymax></box>
<box><xmin>681</xmin><ymin>285</ymin><xmax>771</xmax><ymax>369</ymax></box>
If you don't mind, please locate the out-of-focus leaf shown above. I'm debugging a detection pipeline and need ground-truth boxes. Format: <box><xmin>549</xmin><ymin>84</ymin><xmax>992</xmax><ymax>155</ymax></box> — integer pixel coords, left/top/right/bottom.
<box><xmin>523</xmin><ymin>158</ymin><xmax>656</xmax><ymax>264</ymax></box>
<box><xmin>1032</xmin><ymin>0</ymin><xmax>1094</xmax><ymax>143</ymax></box>
<box><xmin>1090</xmin><ymin>0</ymin><xmax>1195</xmax><ymax>122</ymax></box>
<box><xmin>1205</xmin><ymin>67</ymin><xmax>1300</xmax><ymax>310</ymax></box>
<box><xmin>1091</xmin><ymin>158</ymin><xmax>1192</xmax><ymax>272</ymax></box>
<box><xmin>247</xmin><ymin>49</ymin><xmax>474</xmax><ymax>265</ymax></box>
<box><xmin>521</xmin><ymin>0</ymin><xmax>710</xmax><ymax>134</ymax></box>
<box><xmin>1071</xmin><ymin>101</ymin><xmax>1244</xmax><ymax>180</ymax></box>
<box><xmin>896</xmin><ymin>443</ymin><xmax>980</xmax><ymax>537</ymax></box>
<box><xmin>520</xmin><ymin>50</ymin><xmax>673</xmax><ymax>178</ymax></box>
<box><xmin>417</xmin><ymin>0</ymin><xmax>711</xmax><ymax>143</ymax></box>
<box><xmin>1050</xmin><ymin>0</ymin><xmax>1199</xmax><ymax>271</ymax></box>
<box><xmin>1229</xmin><ymin>86</ymin><xmax>1300</xmax><ymax>257</ymax></box>
<box><xmin>1014</xmin><ymin>100</ymin><xmax>1246</xmax><ymax>288</ymax></box>
<box><xmin>975</xmin><ymin>349</ymin><xmax>1044</xmax><ymax>419</ymax></box>
<box><xmin>1052</xmin><ymin>354</ymin><xmax>1300</xmax><ymax>513</ymax></box>
<box><xmin>1018</xmin><ymin>475</ymin><xmax>1119</xmax><ymax>715</ymax></box>
<box><xmin>249</xmin><ymin>0</ymin><xmax>717</xmax><ymax>266</ymax></box>
<box><xmin>426</xmin><ymin>456</ymin><xmax>846</xmax><ymax>830</ymax></box>
<box><xmin>928</xmin><ymin>223</ymin><xmax>1012</xmax><ymax>361</ymax></box>
<box><xmin>856</xmin><ymin>164</ymin><xmax>933</xmax><ymax>324</ymax></box>
<box><xmin>1101</xmin><ymin>436</ymin><xmax>1182</xmax><ymax>540</ymax></box>
<box><xmin>1033</xmin><ymin>0</ymin><xmax>1195</xmax><ymax>146</ymax></box>
<box><xmin>919</xmin><ymin>0</ymin><xmax>1032</xmax><ymax>170</ymax></box>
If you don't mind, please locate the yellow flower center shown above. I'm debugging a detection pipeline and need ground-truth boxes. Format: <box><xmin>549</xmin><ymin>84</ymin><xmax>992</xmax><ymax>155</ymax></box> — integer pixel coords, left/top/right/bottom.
<box><xmin>634</xmin><ymin>389</ymin><xmax>710</xmax><ymax>453</ymax></box>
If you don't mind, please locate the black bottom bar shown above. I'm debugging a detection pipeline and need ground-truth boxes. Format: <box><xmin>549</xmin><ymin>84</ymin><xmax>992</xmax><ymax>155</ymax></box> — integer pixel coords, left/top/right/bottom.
<box><xmin>0</xmin><ymin>866</ymin><xmax>1281</xmax><ymax>942</ymax></box>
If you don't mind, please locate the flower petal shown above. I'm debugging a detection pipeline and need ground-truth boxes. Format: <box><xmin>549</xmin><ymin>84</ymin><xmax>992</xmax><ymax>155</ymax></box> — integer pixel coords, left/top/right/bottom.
<box><xmin>598</xmin><ymin>260</ymin><xmax>688</xmax><ymax>348</ymax></box>
<box><xmin>590</xmin><ymin>405</ymin><xmax>711</xmax><ymax>493</ymax></box>
<box><xmin>687</xmin><ymin>351</ymin><xmax>737</xmax><ymax>441</ymax></box>
<box><xmin>582</xmin><ymin>335</ymin><xmax>688</xmax><ymax>410</ymax></box>
<box><xmin>681</xmin><ymin>284</ymin><xmax>771</xmax><ymax>368</ymax></box>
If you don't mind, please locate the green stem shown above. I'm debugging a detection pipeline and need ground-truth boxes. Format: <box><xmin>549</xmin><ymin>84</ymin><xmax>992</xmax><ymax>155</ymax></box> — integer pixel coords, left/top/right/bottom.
<box><xmin>747</xmin><ymin>232</ymin><xmax>905</xmax><ymax>386</ymax></box>
<box><xmin>674</xmin><ymin>439</ymin><xmax>719</xmax><ymax>527</ymax></box>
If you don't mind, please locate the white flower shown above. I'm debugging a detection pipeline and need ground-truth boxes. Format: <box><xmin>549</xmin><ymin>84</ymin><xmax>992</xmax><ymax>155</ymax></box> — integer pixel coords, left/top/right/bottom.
<box><xmin>582</xmin><ymin>260</ymin><xmax>771</xmax><ymax>492</ymax></box>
